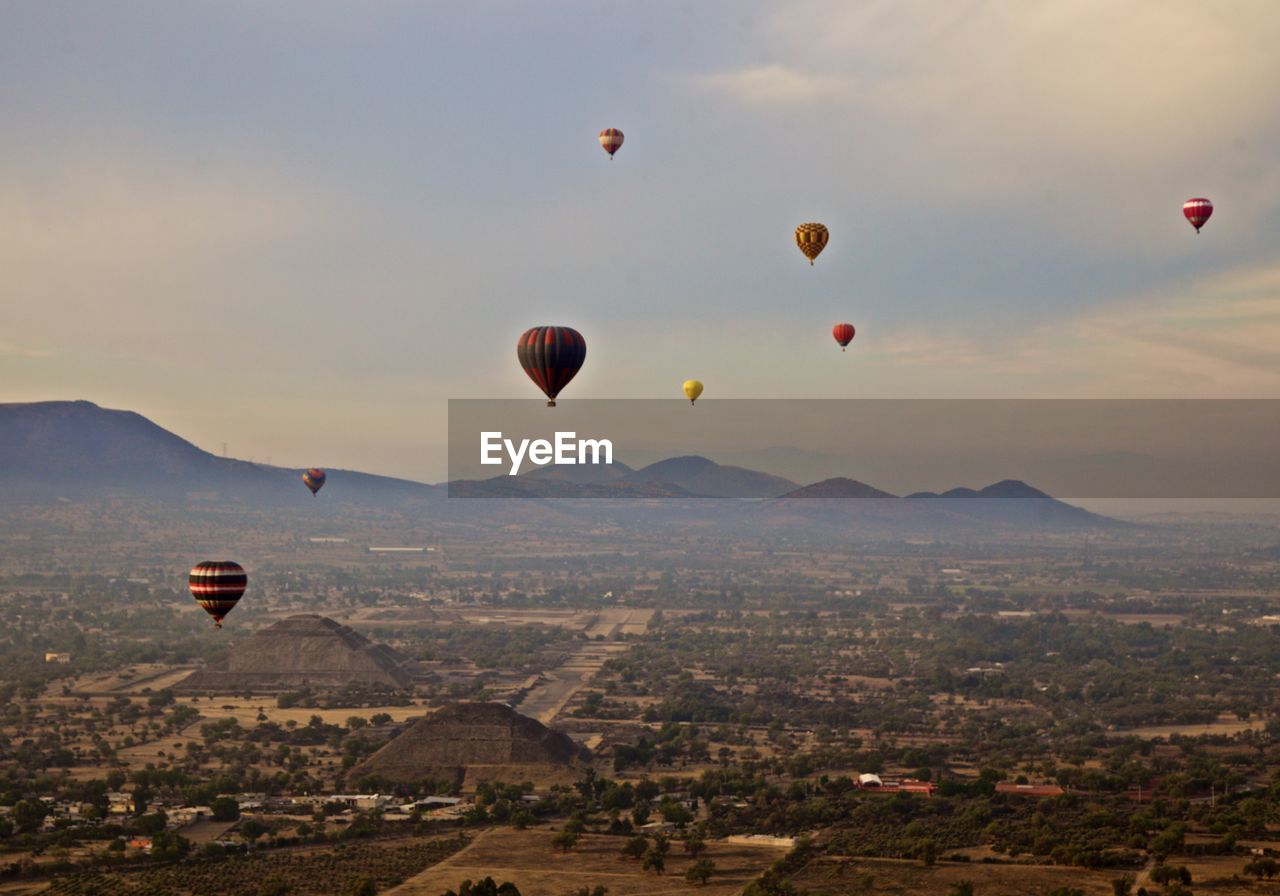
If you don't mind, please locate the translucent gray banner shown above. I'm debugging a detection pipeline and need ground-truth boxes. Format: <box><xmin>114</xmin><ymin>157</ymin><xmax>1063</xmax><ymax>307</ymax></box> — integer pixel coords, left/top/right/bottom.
<box><xmin>447</xmin><ymin>399</ymin><xmax>1280</xmax><ymax>498</ymax></box>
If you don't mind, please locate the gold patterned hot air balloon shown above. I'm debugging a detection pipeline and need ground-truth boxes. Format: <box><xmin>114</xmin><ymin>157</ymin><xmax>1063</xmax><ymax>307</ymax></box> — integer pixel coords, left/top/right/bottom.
<box><xmin>795</xmin><ymin>223</ymin><xmax>828</xmax><ymax>265</ymax></box>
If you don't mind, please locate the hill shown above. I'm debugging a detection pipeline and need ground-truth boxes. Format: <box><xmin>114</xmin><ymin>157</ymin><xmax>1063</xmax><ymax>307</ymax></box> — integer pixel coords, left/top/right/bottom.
<box><xmin>450</xmin><ymin>454</ymin><xmax>796</xmax><ymax>498</ymax></box>
<box><xmin>350</xmin><ymin>702</ymin><xmax>590</xmax><ymax>789</ymax></box>
<box><xmin>0</xmin><ymin>400</ymin><xmax>439</xmax><ymax>504</ymax></box>
<box><xmin>625</xmin><ymin>455</ymin><xmax>799</xmax><ymax>498</ymax></box>
<box><xmin>0</xmin><ymin>400</ymin><xmax>1122</xmax><ymax>532</ymax></box>
<box><xmin>780</xmin><ymin>477</ymin><xmax>897</xmax><ymax>499</ymax></box>
<box><xmin>906</xmin><ymin>479</ymin><xmax>1118</xmax><ymax>528</ymax></box>
<box><xmin>175</xmin><ymin>614</ymin><xmax>414</xmax><ymax>692</ymax></box>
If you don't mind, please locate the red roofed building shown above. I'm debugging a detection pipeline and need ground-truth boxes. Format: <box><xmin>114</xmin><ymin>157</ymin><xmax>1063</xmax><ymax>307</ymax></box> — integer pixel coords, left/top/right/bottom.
<box><xmin>856</xmin><ymin>775</ymin><xmax>935</xmax><ymax>796</ymax></box>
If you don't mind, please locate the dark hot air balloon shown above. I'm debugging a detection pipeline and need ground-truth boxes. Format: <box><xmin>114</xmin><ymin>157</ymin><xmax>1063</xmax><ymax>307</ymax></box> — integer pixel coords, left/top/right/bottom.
<box><xmin>518</xmin><ymin>326</ymin><xmax>586</xmax><ymax>407</ymax></box>
<box><xmin>795</xmin><ymin>223</ymin><xmax>828</xmax><ymax>265</ymax></box>
<box><xmin>188</xmin><ymin>561</ymin><xmax>247</xmax><ymax>629</ymax></box>
<box><xmin>1183</xmin><ymin>198</ymin><xmax>1213</xmax><ymax>233</ymax></box>
<box><xmin>832</xmin><ymin>323</ymin><xmax>855</xmax><ymax>351</ymax></box>
<box><xmin>302</xmin><ymin>468</ymin><xmax>326</xmax><ymax>495</ymax></box>
<box><xmin>598</xmin><ymin>128</ymin><xmax>624</xmax><ymax>158</ymax></box>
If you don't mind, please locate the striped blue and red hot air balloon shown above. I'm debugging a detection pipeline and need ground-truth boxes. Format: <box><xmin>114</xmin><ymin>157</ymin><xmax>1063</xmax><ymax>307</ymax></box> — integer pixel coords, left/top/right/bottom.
<box><xmin>302</xmin><ymin>468</ymin><xmax>326</xmax><ymax>495</ymax></box>
<box><xmin>518</xmin><ymin>326</ymin><xmax>586</xmax><ymax>407</ymax></box>
<box><xmin>188</xmin><ymin>561</ymin><xmax>247</xmax><ymax>629</ymax></box>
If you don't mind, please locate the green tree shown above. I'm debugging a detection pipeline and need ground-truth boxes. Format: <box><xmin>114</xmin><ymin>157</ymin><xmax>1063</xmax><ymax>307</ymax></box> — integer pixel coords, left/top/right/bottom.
<box><xmin>918</xmin><ymin>838</ymin><xmax>938</xmax><ymax>867</ymax></box>
<box><xmin>622</xmin><ymin>835</ymin><xmax>648</xmax><ymax>860</ymax></box>
<box><xmin>643</xmin><ymin>848</ymin><xmax>666</xmax><ymax>875</ymax></box>
<box><xmin>13</xmin><ymin>799</ymin><xmax>48</xmax><ymax>833</ymax></box>
<box><xmin>211</xmin><ymin>796</ymin><xmax>240</xmax><ymax>821</ymax></box>
<box><xmin>1150</xmin><ymin>865</ymin><xmax>1191</xmax><ymax>888</ymax></box>
<box><xmin>239</xmin><ymin>818</ymin><xmax>267</xmax><ymax>842</ymax></box>
<box><xmin>552</xmin><ymin>830</ymin><xmax>579</xmax><ymax>853</ymax></box>
<box><xmin>442</xmin><ymin>879</ymin><xmax>522</xmax><ymax>896</ymax></box>
<box><xmin>136</xmin><ymin>811</ymin><xmax>168</xmax><ymax>835</ymax></box>
<box><xmin>149</xmin><ymin>830</ymin><xmax>191</xmax><ymax>860</ymax></box>
<box><xmin>685</xmin><ymin>858</ymin><xmax>716</xmax><ymax>886</ymax></box>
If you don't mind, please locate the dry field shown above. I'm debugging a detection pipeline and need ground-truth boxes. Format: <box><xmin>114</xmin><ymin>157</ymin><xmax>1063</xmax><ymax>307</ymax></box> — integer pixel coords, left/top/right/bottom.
<box><xmin>387</xmin><ymin>828</ymin><xmax>785</xmax><ymax>896</ymax></box>
<box><xmin>792</xmin><ymin>854</ymin><xmax>1270</xmax><ymax>896</ymax></box>
<box><xmin>37</xmin><ymin>835</ymin><xmax>468</xmax><ymax>896</ymax></box>
<box><xmin>1116</xmin><ymin>716</ymin><xmax>1266</xmax><ymax>740</ymax></box>
<box><xmin>794</xmin><ymin>856</ymin><xmax>1118</xmax><ymax>896</ymax></box>
<box><xmin>69</xmin><ymin>664</ymin><xmax>196</xmax><ymax>695</ymax></box>
<box><xmin>183</xmin><ymin>696</ymin><xmax>429</xmax><ymax>730</ymax></box>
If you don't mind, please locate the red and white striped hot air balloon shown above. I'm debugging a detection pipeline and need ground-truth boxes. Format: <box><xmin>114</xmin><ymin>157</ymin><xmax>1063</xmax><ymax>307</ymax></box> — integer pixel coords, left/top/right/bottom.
<box><xmin>598</xmin><ymin>128</ymin><xmax>624</xmax><ymax>159</ymax></box>
<box><xmin>1183</xmin><ymin>198</ymin><xmax>1213</xmax><ymax>233</ymax></box>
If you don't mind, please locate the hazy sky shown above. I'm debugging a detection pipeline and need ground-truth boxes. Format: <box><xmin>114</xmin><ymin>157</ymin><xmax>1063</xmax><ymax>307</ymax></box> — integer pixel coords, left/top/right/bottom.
<box><xmin>4</xmin><ymin>1</ymin><xmax>1280</xmax><ymax>481</ymax></box>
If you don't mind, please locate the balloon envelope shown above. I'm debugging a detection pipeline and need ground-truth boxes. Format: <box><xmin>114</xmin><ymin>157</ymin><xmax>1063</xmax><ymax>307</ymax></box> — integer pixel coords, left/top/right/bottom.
<box><xmin>683</xmin><ymin>379</ymin><xmax>704</xmax><ymax>404</ymax></box>
<box><xmin>795</xmin><ymin>223</ymin><xmax>829</xmax><ymax>265</ymax></box>
<box><xmin>518</xmin><ymin>326</ymin><xmax>586</xmax><ymax>406</ymax></box>
<box><xmin>188</xmin><ymin>561</ymin><xmax>247</xmax><ymax>629</ymax></box>
<box><xmin>833</xmin><ymin>323</ymin><xmax>855</xmax><ymax>350</ymax></box>
<box><xmin>1183</xmin><ymin>198</ymin><xmax>1213</xmax><ymax>233</ymax></box>
<box><xmin>302</xmin><ymin>468</ymin><xmax>326</xmax><ymax>495</ymax></box>
<box><xmin>599</xmin><ymin>128</ymin><xmax>624</xmax><ymax>158</ymax></box>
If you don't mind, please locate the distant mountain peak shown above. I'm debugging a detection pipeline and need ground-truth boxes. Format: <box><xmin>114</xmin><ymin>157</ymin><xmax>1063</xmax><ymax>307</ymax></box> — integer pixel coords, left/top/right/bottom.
<box><xmin>908</xmin><ymin>480</ymin><xmax>1053</xmax><ymax>500</ymax></box>
<box><xmin>780</xmin><ymin>478</ymin><xmax>897</xmax><ymax>499</ymax></box>
<box><xmin>0</xmin><ymin>399</ymin><xmax>438</xmax><ymax>505</ymax></box>
<box><xmin>628</xmin><ymin>455</ymin><xmax>798</xmax><ymax>498</ymax></box>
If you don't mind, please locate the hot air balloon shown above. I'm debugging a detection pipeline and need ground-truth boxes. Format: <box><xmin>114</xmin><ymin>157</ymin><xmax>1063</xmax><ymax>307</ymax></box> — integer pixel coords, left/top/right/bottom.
<box><xmin>1183</xmin><ymin>198</ymin><xmax>1213</xmax><ymax>233</ymax></box>
<box><xmin>518</xmin><ymin>326</ymin><xmax>586</xmax><ymax>407</ymax></box>
<box><xmin>302</xmin><ymin>468</ymin><xmax>326</xmax><ymax>496</ymax></box>
<box><xmin>188</xmin><ymin>561</ymin><xmax>247</xmax><ymax>629</ymax></box>
<box><xmin>683</xmin><ymin>380</ymin><xmax>704</xmax><ymax>405</ymax></box>
<box><xmin>795</xmin><ymin>223</ymin><xmax>828</xmax><ymax>265</ymax></box>
<box><xmin>599</xmin><ymin>128</ymin><xmax>624</xmax><ymax>159</ymax></box>
<box><xmin>832</xmin><ymin>323</ymin><xmax>855</xmax><ymax>351</ymax></box>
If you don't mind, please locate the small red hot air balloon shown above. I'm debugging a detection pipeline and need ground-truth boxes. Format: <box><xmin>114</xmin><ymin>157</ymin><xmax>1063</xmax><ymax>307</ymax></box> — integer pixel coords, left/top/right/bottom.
<box><xmin>1183</xmin><ymin>198</ymin><xmax>1213</xmax><ymax>233</ymax></box>
<box><xmin>518</xmin><ymin>326</ymin><xmax>586</xmax><ymax>407</ymax></box>
<box><xmin>188</xmin><ymin>561</ymin><xmax>247</xmax><ymax>629</ymax></box>
<box><xmin>832</xmin><ymin>323</ymin><xmax>855</xmax><ymax>351</ymax></box>
<box><xmin>598</xmin><ymin>128</ymin><xmax>624</xmax><ymax>159</ymax></box>
<box><xmin>302</xmin><ymin>468</ymin><xmax>326</xmax><ymax>495</ymax></box>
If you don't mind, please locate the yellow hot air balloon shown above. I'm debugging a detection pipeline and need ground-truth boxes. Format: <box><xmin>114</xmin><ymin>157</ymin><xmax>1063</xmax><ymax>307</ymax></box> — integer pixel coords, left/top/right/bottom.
<box><xmin>683</xmin><ymin>380</ymin><xmax>704</xmax><ymax>405</ymax></box>
<box><xmin>795</xmin><ymin>222</ymin><xmax>828</xmax><ymax>265</ymax></box>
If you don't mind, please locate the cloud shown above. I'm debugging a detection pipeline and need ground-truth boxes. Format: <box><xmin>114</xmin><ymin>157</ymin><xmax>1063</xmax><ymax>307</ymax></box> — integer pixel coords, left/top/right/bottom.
<box><xmin>864</xmin><ymin>262</ymin><xmax>1280</xmax><ymax>395</ymax></box>
<box><xmin>691</xmin><ymin>0</ymin><xmax>1280</xmax><ymax>219</ymax></box>
<box><xmin>0</xmin><ymin>342</ymin><xmax>51</xmax><ymax>359</ymax></box>
<box><xmin>0</xmin><ymin>155</ymin><xmax>333</xmax><ymax>286</ymax></box>
<box><xmin>693</xmin><ymin>65</ymin><xmax>857</xmax><ymax>106</ymax></box>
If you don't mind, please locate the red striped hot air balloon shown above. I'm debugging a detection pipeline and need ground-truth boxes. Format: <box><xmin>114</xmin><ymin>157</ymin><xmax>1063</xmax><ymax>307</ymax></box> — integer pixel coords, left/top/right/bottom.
<box><xmin>518</xmin><ymin>326</ymin><xmax>586</xmax><ymax>407</ymax></box>
<box><xmin>188</xmin><ymin>561</ymin><xmax>247</xmax><ymax>629</ymax></box>
<box><xmin>832</xmin><ymin>323</ymin><xmax>855</xmax><ymax>351</ymax></box>
<box><xmin>1183</xmin><ymin>198</ymin><xmax>1213</xmax><ymax>233</ymax></box>
<box><xmin>302</xmin><ymin>468</ymin><xmax>326</xmax><ymax>496</ymax></box>
<box><xmin>598</xmin><ymin>128</ymin><xmax>624</xmax><ymax>159</ymax></box>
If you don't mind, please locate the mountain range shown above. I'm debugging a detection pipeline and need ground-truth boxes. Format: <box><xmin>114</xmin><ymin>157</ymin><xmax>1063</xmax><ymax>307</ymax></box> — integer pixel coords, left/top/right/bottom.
<box><xmin>0</xmin><ymin>400</ymin><xmax>1121</xmax><ymax>530</ymax></box>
